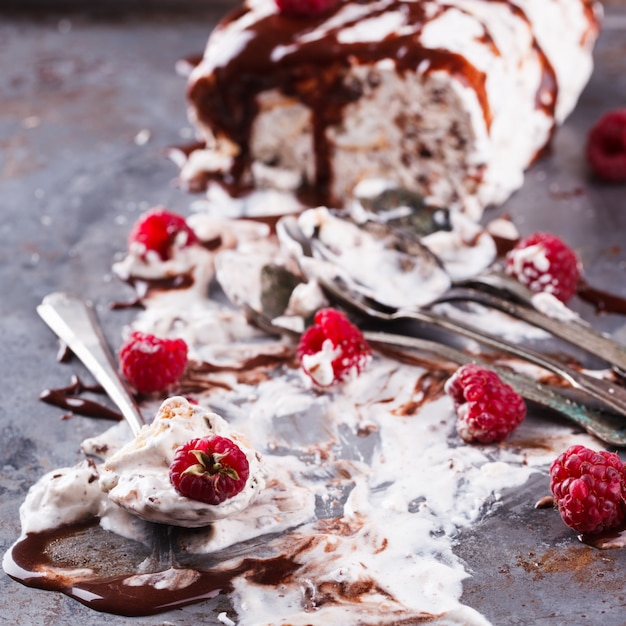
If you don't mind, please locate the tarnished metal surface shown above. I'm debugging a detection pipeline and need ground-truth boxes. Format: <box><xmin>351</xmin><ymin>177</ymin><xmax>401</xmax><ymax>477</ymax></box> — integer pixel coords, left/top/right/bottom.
<box><xmin>1</xmin><ymin>5</ymin><xmax>626</xmax><ymax>625</ymax></box>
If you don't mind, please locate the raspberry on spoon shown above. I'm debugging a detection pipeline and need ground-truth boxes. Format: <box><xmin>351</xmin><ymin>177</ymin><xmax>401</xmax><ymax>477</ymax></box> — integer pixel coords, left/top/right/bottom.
<box><xmin>297</xmin><ymin>308</ymin><xmax>371</xmax><ymax>387</ymax></box>
<box><xmin>550</xmin><ymin>444</ymin><xmax>626</xmax><ymax>534</ymax></box>
<box><xmin>119</xmin><ymin>331</ymin><xmax>188</xmax><ymax>394</ymax></box>
<box><xmin>586</xmin><ymin>108</ymin><xmax>626</xmax><ymax>182</ymax></box>
<box><xmin>444</xmin><ymin>364</ymin><xmax>526</xmax><ymax>444</ymax></box>
<box><xmin>504</xmin><ymin>232</ymin><xmax>581</xmax><ymax>303</ymax></box>
<box><xmin>169</xmin><ymin>436</ymin><xmax>250</xmax><ymax>505</ymax></box>
<box><xmin>128</xmin><ymin>207</ymin><xmax>199</xmax><ymax>261</ymax></box>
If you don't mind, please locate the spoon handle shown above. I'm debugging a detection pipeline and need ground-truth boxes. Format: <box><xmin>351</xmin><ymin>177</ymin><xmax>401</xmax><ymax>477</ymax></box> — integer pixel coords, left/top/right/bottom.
<box><xmin>37</xmin><ymin>292</ymin><xmax>144</xmax><ymax>436</ymax></box>
<box><xmin>318</xmin><ymin>275</ymin><xmax>626</xmax><ymax>418</ymax></box>
<box><xmin>439</xmin><ymin>285</ymin><xmax>626</xmax><ymax>373</ymax></box>
<box><xmin>399</xmin><ymin>305</ymin><xmax>626</xmax><ymax>418</ymax></box>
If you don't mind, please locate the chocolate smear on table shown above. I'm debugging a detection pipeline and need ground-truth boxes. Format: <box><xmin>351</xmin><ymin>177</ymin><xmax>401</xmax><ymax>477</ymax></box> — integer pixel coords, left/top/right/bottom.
<box><xmin>40</xmin><ymin>375</ymin><xmax>123</xmax><ymax>422</ymax></box>
<box><xmin>181</xmin><ymin>349</ymin><xmax>297</xmax><ymax>394</ymax></box>
<box><xmin>577</xmin><ymin>278</ymin><xmax>626</xmax><ymax>316</ymax></box>
<box><xmin>4</xmin><ymin>520</ymin><xmax>300</xmax><ymax>617</ymax></box>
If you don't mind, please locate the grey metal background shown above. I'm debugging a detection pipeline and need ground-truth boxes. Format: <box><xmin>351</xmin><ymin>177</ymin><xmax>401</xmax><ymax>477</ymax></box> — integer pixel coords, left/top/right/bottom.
<box><xmin>1</xmin><ymin>3</ymin><xmax>626</xmax><ymax>624</ymax></box>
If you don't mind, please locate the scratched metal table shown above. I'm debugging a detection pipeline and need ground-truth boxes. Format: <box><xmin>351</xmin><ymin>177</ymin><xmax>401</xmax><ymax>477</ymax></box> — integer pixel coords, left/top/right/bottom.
<box><xmin>1</xmin><ymin>3</ymin><xmax>626</xmax><ymax>625</ymax></box>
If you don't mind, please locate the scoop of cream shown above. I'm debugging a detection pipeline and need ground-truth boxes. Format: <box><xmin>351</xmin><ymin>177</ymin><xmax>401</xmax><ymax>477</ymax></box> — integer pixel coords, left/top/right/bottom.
<box><xmin>19</xmin><ymin>460</ymin><xmax>103</xmax><ymax>534</ymax></box>
<box><xmin>99</xmin><ymin>396</ymin><xmax>265</xmax><ymax>527</ymax></box>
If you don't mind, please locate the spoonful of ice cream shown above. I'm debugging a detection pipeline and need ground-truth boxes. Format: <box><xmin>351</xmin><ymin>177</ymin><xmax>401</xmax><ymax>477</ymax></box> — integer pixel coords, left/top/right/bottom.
<box><xmin>37</xmin><ymin>292</ymin><xmax>264</xmax><ymax>527</ymax></box>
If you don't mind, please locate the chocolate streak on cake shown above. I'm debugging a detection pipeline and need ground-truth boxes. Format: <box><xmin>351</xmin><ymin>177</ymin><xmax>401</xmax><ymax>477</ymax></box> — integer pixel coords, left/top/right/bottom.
<box><xmin>486</xmin><ymin>0</ymin><xmax>559</xmax><ymax>155</ymax></box>
<box><xmin>186</xmin><ymin>0</ymin><xmax>583</xmax><ymax>205</ymax></box>
<box><xmin>188</xmin><ymin>0</ymin><xmax>496</xmax><ymax>206</ymax></box>
<box><xmin>578</xmin><ymin>0</ymin><xmax>602</xmax><ymax>46</ymax></box>
<box><xmin>40</xmin><ymin>375</ymin><xmax>123</xmax><ymax>422</ymax></box>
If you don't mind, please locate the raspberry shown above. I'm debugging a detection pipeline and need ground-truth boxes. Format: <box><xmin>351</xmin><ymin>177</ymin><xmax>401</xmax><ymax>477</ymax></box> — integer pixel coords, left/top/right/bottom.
<box><xmin>297</xmin><ymin>308</ymin><xmax>371</xmax><ymax>387</ymax></box>
<box><xmin>444</xmin><ymin>364</ymin><xmax>526</xmax><ymax>444</ymax></box>
<box><xmin>505</xmin><ymin>232</ymin><xmax>581</xmax><ymax>303</ymax></box>
<box><xmin>550</xmin><ymin>444</ymin><xmax>626</xmax><ymax>535</ymax></box>
<box><xmin>586</xmin><ymin>109</ymin><xmax>626</xmax><ymax>182</ymax></box>
<box><xmin>169</xmin><ymin>436</ymin><xmax>250</xmax><ymax>505</ymax></box>
<box><xmin>128</xmin><ymin>207</ymin><xmax>198</xmax><ymax>261</ymax></box>
<box><xmin>275</xmin><ymin>0</ymin><xmax>340</xmax><ymax>17</ymax></box>
<box><xmin>119</xmin><ymin>331</ymin><xmax>188</xmax><ymax>394</ymax></box>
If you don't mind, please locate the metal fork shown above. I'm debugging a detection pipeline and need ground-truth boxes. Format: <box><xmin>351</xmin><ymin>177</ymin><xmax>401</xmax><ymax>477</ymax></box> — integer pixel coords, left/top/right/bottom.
<box><xmin>241</xmin><ymin>302</ymin><xmax>626</xmax><ymax>446</ymax></box>
<box><xmin>316</xmin><ymin>274</ymin><xmax>626</xmax><ymax>419</ymax></box>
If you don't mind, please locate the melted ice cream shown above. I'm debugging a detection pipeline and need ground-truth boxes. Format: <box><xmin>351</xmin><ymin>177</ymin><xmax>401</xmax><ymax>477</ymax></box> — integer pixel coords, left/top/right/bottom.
<box><xmin>10</xmin><ymin>207</ymin><xmax>608</xmax><ymax>624</ymax></box>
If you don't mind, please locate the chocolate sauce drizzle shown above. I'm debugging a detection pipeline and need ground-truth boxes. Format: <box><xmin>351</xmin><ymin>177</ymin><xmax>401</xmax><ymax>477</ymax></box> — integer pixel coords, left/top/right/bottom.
<box><xmin>187</xmin><ymin>0</ymin><xmax>570</xmax><ymax>205</ymax></box>
<box><xmin>577</xmin><ymin>279</ymin><xmax>626</xmax><ymax>316</ymax></box>
<box><xmin>109</xmin><ymin>272</ymin><xmax>197</xmax><ymax>310</ymax></box>
<box><xmin>40</xmin><ymin>375</ymin><xmax>123</xmax><ymax>422</ymax></box>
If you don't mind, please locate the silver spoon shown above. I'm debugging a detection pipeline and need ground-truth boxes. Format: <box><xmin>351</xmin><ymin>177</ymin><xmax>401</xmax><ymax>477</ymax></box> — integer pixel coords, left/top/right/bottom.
<box><xmin>352</xmin><ymin>184</ymin><xmax>626</xmax><ymax>371</ymax></box>
<box><xmin>37</xmin><ymin>291</ymin><xmax>144</xmax><ymax>435</ymax></box>
<box><xmin>36</xmin><ymin>293</ymin><xmax>187</xmax><ymax>581</ymax></box>
<box><xmin>278</xmin><ymin>213</ymin><xmax>626</xmax><ymax>373</ymax></box>
<box><xmin>211</xmin><ymin>250</ymin><xmax>626</xmax><ymax>447</ymax></box>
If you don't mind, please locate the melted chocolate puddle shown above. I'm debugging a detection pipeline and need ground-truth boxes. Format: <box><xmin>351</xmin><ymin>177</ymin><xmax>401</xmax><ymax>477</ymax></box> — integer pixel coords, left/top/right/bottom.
<box><xmin>4</xmin><ymin>521</ymin><xmax>300</xmax><ymax>617</ymax></box>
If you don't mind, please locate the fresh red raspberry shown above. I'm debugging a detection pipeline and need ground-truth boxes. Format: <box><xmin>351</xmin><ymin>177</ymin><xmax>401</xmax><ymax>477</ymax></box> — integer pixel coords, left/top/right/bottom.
<box><xmin>444</xmin><ymin>364</ymin><xmax>526</xmax><ymax>444</ymax></box>
<box><xmin>169</xmin><ymin>436</ymin><xmax>250</xmax><ymax>505</ymax></box>
<box><xmin>119</xmin><ymin>331</ymin><xmax>188</xmax><ymax>394</ymax></box>
<box><xmin>275</xmin><ymin>0</ymin><xmax>340</xmax><ymax>17</ymax></box>
<box><xmin>504</xmin><ymin>232</ymin><xmax>581</xmax><ymax>303</ymax></box>
<box><xmin>297</xmin><ymin>308</ymin><xmax>371</xmax><ymax>387</ymax></box>
<box><xmin>586</xmin><ymin>109</ymin><xmax>626</xmax><ymax>182</ymax></box>
<box><xmin>550</xmin><ymin>444</ymin><xmax>626</xmax><ymax>535</ymax></box>
<box><xmin>128</xmin><ymin>207</ymin><xmax>198</xmax><ymax>261</ymax></box>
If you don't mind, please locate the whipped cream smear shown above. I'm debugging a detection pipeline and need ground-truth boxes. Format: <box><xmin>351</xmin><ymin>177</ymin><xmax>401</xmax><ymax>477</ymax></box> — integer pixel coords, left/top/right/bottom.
<box><xmin>5</xmin><ymin>208</ymin><xmax>605</xmax><ymax>625</ymax></box>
